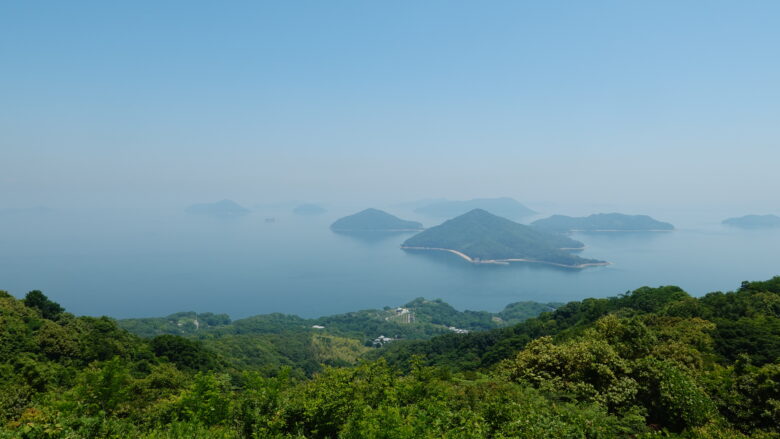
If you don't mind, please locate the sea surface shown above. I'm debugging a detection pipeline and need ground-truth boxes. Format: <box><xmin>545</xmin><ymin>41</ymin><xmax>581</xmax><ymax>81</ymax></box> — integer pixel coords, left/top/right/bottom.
<box><xmin>1</xmin><ymin>206</ymin><xmax>779</xmax><ymax>319</ymax></box>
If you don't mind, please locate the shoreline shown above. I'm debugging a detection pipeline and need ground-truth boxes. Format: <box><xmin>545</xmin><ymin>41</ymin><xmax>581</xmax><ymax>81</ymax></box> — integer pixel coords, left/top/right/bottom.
<box><xmin>401</xmin><ymin>246</ymin><xmax>610</xmax><ymax>269</ymax></box>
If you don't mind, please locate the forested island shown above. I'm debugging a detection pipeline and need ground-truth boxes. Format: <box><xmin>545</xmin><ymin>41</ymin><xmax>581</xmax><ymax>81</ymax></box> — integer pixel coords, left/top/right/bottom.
<box><xmin>532</xmin><ymin>212</ymin><xmax>675</xmax><ymax>232</ymax></box>
<box><xmin>413</xmin><ymin>197</ymin><xmax>536</xmax><ymax>219</ymax></box>
<box><xmin>185</xmin><ymin>199</ymin><xmax>250</xmax><ymax>217</ymax></box>
<box><xmin>723</xmin><ymin>214</ymin><xmax>780</xmax><ymax>229</ymax></box>
<box><xmin>402</xmin><ymin>209</ymin><xmax>606</xmax><ymax>268</ymax></box>
<box><xmin>330</xmin><ymin>208</ymin><xmax>423</xmax><ymax>232</ymax></box>
<box><xmin>2</xmin><ymin>277</ymin><xmax>780</xmax><ymax>438</ymax></box>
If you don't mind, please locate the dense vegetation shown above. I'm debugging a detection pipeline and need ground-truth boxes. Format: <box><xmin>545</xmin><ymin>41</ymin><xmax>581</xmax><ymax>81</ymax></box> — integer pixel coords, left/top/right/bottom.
<box><xmin>330</xmin><ymin>209</ymin><xmax>423</xmax><ymax>231</ymax></box>
<box><xmin>118</xmin><ymin>299</ymin><xmax>558</xmax><ymax>377</ymax></box>
<box><xmin>413</xmin><ymin>197</ymin><xmax>536</xmax><ymax>219</ymax></box>
<box><xmin>722</xmin><ymin>214</ymin><xmax>780</xmax><ymax>229</ymax></box>
<box><xmin>403</xmin><ymin>209</ymin><xmax>604</xmax><ymax>267</ymax></box>
<box><xmin>531</xmin><ymin>213</ymin><xmax>675</xmax><ymax>233</ymax></box>
<box><xmin>1</xmin><ymin>277</ymin><xmax>779</xmax><ymax>438</ymax></box>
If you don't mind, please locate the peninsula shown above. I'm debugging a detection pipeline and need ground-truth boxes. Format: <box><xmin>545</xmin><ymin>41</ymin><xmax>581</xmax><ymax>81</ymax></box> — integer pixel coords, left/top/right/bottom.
<box><xmin>330</xmin><ymin>208</ymin><xmax>424</xmax><ymax>232</ymax></box>
<box><xmin>722</xmin><ymin>214</ymin><xmax>780</xmax><ymax>229</ymax></box>
<box><xmin>402</xmin><ymin>209</ymin><xmax>606</xmax><ymax>268</ymax></box>
<box><xmin>531</xmin><ymin>213</ymin><xmax>674</xmax><ymax>233</ymax></box>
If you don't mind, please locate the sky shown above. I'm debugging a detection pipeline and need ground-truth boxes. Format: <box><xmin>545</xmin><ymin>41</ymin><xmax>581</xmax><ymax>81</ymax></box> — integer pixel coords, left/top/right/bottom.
<box><xmin>2</xmin><ymin>1</ymin><xmax>779</xmax><ymax>212</ymax></box>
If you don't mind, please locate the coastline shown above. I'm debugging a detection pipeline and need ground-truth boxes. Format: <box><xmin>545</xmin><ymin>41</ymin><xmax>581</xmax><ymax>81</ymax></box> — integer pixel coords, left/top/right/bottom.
<box><xmin>400</xmin><ymin>246</ymin><xmax>610</xmax><ymax>269</ymax></box>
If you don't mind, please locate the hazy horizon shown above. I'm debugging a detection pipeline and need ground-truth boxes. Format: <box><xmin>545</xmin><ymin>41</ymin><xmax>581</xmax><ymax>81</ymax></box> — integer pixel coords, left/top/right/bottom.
<box><xmin>2</xmin><ymin>1</ymin><xmax>779</xmax><ymax>213</ymax></box>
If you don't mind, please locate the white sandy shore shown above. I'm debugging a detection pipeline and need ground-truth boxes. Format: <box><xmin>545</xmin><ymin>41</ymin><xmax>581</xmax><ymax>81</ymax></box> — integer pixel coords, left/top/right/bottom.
<box><xmin>401</xmin><ymin>246</ymin><xmax>610</xmax><ymax>269</ymax></box>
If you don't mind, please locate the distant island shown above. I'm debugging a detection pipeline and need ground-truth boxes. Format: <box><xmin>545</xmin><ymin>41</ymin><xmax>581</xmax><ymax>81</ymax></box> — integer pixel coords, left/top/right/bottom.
<box><xmin>402</xmin><ymin>209</ymin><xmax>606</xmax><ymax>268</ymax></box>
<box><xmin>293</xmin><ymin>203</ymin><xmax>327</xmax><ymax>215</ymax></box>
<box><xmin>330</xmin><ymin>208</ymin><xmax>424</xmax><ymax>232</ymax></box>
<box><xmin>185</xmin><ymin>199</ymin><xmax>250</xmax><ymax>217</ymax></box>
<box><xmin>531</xmin><ymin>213</ymin><xmax>674</xmax><ymax>233</ymax></box>
<box><xmin>722</xmin><ymin>214</ymin><xmax>780</xmax><ymax>229</ymax></box>
<box><xmin>414</xmin><ymin>197</ymin><xmax>536</xmax><ymax>219</ymax></box>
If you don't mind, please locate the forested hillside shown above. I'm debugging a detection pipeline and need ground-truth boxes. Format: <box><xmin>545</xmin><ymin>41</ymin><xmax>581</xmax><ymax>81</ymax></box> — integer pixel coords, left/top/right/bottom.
<box><xmin>118</xmin><ymin>299</ymin><xmax>558</xmax><ymax>377</ymax></box>
<box><xmin>1</xmin><ymin>278</ymin><xmax>779</xmax><ymax>438</ymax></box>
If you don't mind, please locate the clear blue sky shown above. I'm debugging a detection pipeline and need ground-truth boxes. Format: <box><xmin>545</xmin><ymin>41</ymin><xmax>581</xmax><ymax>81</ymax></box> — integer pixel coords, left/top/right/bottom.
<box><xmin>2</xmin><ymin>1</ymin><xmax>779</xmax><ymax>211</ymax></box>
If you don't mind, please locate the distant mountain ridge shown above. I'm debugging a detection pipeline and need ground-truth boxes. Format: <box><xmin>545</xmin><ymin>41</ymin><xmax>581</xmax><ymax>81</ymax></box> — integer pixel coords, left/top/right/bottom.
<box><xmin>330</xmin><ymin>208</ymin><xmax>423</xmax><ymax>231</ymax></box>
<box><xmin>186</xmin><ymin>199</ymin><xmax>250</xmax><ymax>216</ymax></box>
<box><xmin>532</xmin><ymin>213</ymin><xmax>674</xmax><ymax>233</ymax></box>
<box><xmin>414</xmin><ymin>197</ymin><xmax>536</xmax><ymax>219</ymax></box>
<box><xmin>402</xmin><ymin>209</ymin><xmax>605</xmax><ymax>268</ymax></box>
<box><xmin>723</xmin><ymin>214</ymin><xmax>780</xmax><ymax>229</ymax></box>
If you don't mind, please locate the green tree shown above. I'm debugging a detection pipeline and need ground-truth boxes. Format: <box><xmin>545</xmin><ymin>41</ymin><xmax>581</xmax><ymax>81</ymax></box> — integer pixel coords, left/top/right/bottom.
<box><xmin>23</xmin><ymin>290</ymin><xmax>64</xmax><ymax>321</ymax></box>
<box><xmin>150</xmin><ymin>335</ymin><xmax>219</xmax><ymax>372</ymax></box>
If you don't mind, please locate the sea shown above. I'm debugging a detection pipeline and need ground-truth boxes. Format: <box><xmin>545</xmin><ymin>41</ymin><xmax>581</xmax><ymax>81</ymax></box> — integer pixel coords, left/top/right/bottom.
<box><xmin>1</xmin><ymin>205</ymin><xmax>779</xmax><ymax>319</ymax></box>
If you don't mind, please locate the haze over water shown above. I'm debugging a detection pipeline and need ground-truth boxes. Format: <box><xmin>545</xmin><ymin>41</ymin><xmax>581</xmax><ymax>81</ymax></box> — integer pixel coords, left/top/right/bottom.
<box><xmin>2</xmin><ymin>205</ymin><xmax>778</xmax><ymax>319</ymax></box>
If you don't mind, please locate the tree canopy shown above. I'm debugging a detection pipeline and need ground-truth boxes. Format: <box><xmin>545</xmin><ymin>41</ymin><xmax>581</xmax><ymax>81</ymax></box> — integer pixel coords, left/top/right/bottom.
<box><xmin>0</xmin><ymin>278</ymin><xmax>779</xmax><ymax>438</ymax></box>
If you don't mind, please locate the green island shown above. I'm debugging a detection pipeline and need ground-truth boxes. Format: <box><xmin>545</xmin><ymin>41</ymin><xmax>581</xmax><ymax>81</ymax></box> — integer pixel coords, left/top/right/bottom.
<box><xmin>532</xmin><ymin>213</ymin><xmax>675</xmax><ymax>233</ymax></box>
<box><xmin>330</xmin><ymin>208</ymin><xmax>423</xmax><ymax>232</ymax></box>
<box><xmin>723</xmin><ymin>214</ymin><xmax>780</xmax><ymax>229</ymax></box>
<box><xmin>413</xmin><ymin>197</ymin><xmax>536</xmax><ymax>219</ymax></box>
<box><xmin>2</xmin><ymin>277</ymin><xmax>780</xmax><ymax>438</ymax></box>
<box><xmin>402</xmin><ymin>209</ymin><xmax>606</xmax><ymax>268</ymax></box>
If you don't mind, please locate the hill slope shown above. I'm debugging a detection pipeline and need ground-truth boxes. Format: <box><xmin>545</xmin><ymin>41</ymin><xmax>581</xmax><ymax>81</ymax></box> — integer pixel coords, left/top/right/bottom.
<box><xmin>3</xmin><ymin>278</ymin><xmax>780</xmax><ymax>438</ymax></box>
<box><xmin>118</xmin><ymin>298</ymin><xmax>558</xmax><ymax>375</ymax></box>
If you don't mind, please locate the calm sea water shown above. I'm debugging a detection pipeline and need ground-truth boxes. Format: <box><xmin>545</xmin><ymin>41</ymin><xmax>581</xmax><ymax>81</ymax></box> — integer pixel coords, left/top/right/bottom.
<box><xmin>1</xmin><ymin>207</ymin><xmax>779</xmax><ymax>319</ymax></box>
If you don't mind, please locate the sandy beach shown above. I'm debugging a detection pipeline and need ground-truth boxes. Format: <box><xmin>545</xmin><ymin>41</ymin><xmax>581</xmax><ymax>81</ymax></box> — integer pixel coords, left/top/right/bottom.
<box><xmin>401</xmin><ymin>246</ymin><xmax>610</xmax><ymax>269</ymax></box>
